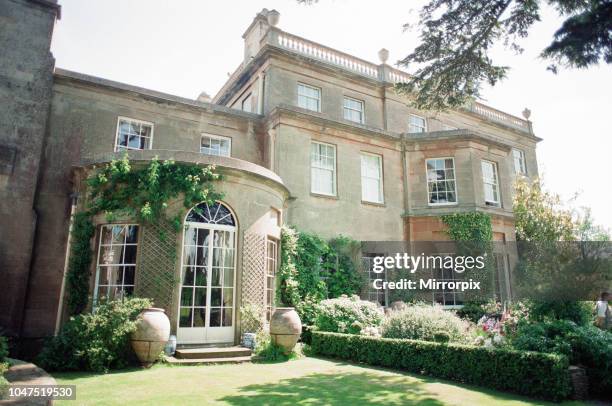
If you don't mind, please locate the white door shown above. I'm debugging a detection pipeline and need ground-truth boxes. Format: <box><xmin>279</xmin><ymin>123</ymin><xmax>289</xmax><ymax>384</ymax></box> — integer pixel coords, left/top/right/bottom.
<box><xmin>177</xmin><ymin>202</ymin><xmax>236</xmax><ymax>344</ymax></box>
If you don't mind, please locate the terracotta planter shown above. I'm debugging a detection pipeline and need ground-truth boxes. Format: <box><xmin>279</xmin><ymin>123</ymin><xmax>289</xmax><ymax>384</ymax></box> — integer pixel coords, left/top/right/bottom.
<box><xmin>269</xmin><ymin>307</ymin><xmax>302</xmax><ymax>353</ymax></box>
<box><xmin>130</xmin><ymin>307</ymin><xmax>170</xmax><ymax>367</ymax></box>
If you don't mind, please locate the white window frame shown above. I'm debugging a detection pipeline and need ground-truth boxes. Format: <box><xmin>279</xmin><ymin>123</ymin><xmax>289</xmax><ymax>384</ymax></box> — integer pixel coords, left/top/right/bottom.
<box><xmin>426</xmin><ymin>157</ymin><xmax>458</xmax><ymax>206</ymax></box>
<box><xmin>310</xmin><ymin>141</ymin><xmax>337</xmax><ymax>196</ymax></box>
<box><xmin>114</xmin><ymin>117</ymin><xmax>154</xmax><ymax>152</ymax></box>
<box><xmin>265</xmin><ymin>238</ymin><xmax>278</xmax><ymax>322</ymax></box>
<box><xmin>430</xmin><ymin>254</ymin><xmax>465</xmax><ymax>309</ymax></box>
<box><xmin>409</xmin><ymin>114</ymin><xmax>427</xmax><ymax>133</ymax></box>
<box><xmin>297</xmin><ymin>83</ymin><xmax>321</xmax><ymax>112</ymax></box>
<box><xmin>512</xmin><ymin>148</ymin><xmax>527</xmax><ymax>176</ymax></box>
<box><xmin>343</xmin><ymin>96</ymin><xmax>365</xmax><ymax>124</ymax></box>
<box><xmin>481</xmin><ymin>160</ymin><xmax>501</xmax><ymax>207</ymax></box>
<box><xmin>241</xmin><ymin>93</ymin><xmax>252</xmax><ymax>113</ymax></box>
<box><xmin>360</xmin><ymin>152</ymin><xmax>384</xmax><ymax>204</ymax></box>
<box><xmin>93</xmin><ymin>224</ymin><xmax>140</xmax><ymax>308</ymax></box>
<box><xmin>200</xmin><ymin>133</ymin><xmax>232</xmax><ymax>157</ymax></box>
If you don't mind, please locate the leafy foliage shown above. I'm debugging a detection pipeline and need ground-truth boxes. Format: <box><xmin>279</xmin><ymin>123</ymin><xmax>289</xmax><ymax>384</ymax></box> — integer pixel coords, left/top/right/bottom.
<box><xmin>311</xmin><ymin>332</ymin><xmax>572</xmax><ymax>401</ymax></box>
<box><xmin>0</xmin><ymin>336</ymin><xmax>8</xmax><ymax>362</ymax></box>
<box><xmin>441</xmin><ymin>212</ymin><xmax>493</xmax><ymax>242</ymax></box>
<box><xmin>277</xmin><ymin>227</ymin><xmax>363</xmax><ymax>325</ymax></box>
<box><xmin>513</xmin><ymin>177</ymin><xmax>574</xmax><ymax>242</ymax></box>
<box><xmin>541</xmin><ymin>1</ymin><xmax>612</xmax><ymax>72</ymax></box>
<box><xmin>456</xmin><ymin>299</ymin><xmax>502</xmax><ymax>323</ymax></box>
<box><xmin>65</xmin><ymin>212</ymin><xmax>96</xmax><ymax>315</ymax></box>
<box><xmin>510</xmin><ymin>319</ymin><xmax>612</xmax><ymax>396</ymax></box>
<box><xmin>38</xmin><ymin>298</ymin><xmax>151</xmax><ymax>373</ymax></box>
<box><xmin>87</xmin><ymin>155</ymin><xmax>221</xmax><ymax>225</ymax></box>
<box><xmin>382</xmin><ymin>304</ymin><xmax>473</xmax><ymax>343</ymax></box>
<box><xmin>441</xmin><ymin>212</ymin><xmax>494</xmax><ymax>301</ymax></box>
<box><xmin>396</xmin><ymin>0</ymin><xmax>612</xmax><ymax>110</ymax></box>
<box><xmin>0</xmin><ymin>336</ymin><xmax>7</xmax><ymax>398</ymax></box>
<box><xmin>314</xmin><ymin>295</ymin><xmax>384</xmax><ymax>335</ymax></box>
<box><xmin>324</xmin><ymin>237</ymin><xmax>364</xmax><ymax>298</ymax></box>
<box><xmin>526</xmin><ymin>300</ymin><xmax>593</xmax><ymax>325</ymax></box>
<box><xmin>65</xmin><ymin>155</ymin><xmax>221</xmax><ymax>316</ymax></box>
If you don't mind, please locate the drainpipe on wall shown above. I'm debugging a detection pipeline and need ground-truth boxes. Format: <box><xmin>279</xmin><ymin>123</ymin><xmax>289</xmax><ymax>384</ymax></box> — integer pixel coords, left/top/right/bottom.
<box><xmin>54</xmin><ymin>192</ymin><xmax>78</xmax><ymax>335</ymax></box>
<box><xmin>401</xmin><ymin>134</ymin><xmax>411</xmax><ymax>240</ymax></box>
<box><xmin>257</xmin><ymin>71</ymin><xmax>266</xmax><ymax>115</ymax></box>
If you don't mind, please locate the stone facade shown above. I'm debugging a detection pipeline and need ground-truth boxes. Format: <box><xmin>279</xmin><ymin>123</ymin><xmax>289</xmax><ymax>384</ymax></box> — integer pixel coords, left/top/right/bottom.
<box><xmin>0</xmin><ymin>0</ymin><xmax>60</xmax><ymax>339</ymax></box>
<box><xmin>0</xmin><ymin>5</ymin><xmax>540</xmax><ymax>347</ymax></box>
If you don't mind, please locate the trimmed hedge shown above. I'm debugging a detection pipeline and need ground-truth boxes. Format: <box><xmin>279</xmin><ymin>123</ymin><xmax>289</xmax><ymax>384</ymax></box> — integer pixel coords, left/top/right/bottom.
<box><xmin>311</xmin><ymin>331</ymin><xmax>571</xmax><ymax>401</ymax></box>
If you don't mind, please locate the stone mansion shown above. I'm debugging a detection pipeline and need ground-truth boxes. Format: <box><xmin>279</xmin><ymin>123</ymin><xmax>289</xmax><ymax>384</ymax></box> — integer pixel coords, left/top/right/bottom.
<box><xmin>0</xmin><ymin>1</ymin><xmax>539</xmax><ymax>348</ymax></box>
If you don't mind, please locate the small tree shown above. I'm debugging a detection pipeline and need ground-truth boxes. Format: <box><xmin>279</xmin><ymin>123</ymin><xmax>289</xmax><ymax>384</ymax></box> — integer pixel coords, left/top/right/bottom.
<box><xmin>513</xmin><ymin>177</ymin><xmax>574</xmax><ymax>242</ymax></box>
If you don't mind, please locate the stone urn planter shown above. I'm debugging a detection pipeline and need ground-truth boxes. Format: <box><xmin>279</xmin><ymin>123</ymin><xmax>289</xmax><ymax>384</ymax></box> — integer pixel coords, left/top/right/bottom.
<box><xmin>269</xmin><ymin>307</ymin><xmax>302</xmax><ymax>353</ymax></box>
<box><xmin>130</xmin><ymin>308</ymin><xmax>170</xmax><ymax>367</ymax></box>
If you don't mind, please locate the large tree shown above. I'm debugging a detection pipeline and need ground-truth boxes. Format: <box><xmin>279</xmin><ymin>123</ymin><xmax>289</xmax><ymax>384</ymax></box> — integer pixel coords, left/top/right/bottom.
<box><xmin>299</xmin><ymin>0</ymin><xmax>612</xmax><ymax>110</ymax></box>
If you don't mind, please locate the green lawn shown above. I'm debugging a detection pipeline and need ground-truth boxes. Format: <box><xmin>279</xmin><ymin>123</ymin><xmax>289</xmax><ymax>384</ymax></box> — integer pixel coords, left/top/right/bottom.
<box><xmin>54</xmin><ymin>356</ymin><xmax>587</xmax><ymax>406</ymax></box>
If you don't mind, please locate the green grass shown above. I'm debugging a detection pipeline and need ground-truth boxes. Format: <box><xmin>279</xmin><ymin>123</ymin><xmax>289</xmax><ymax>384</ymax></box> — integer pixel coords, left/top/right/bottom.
<box><xmin>54</xmin><ymin>356</ymin><xmax>588</xmax><ymax>406</ymax></box>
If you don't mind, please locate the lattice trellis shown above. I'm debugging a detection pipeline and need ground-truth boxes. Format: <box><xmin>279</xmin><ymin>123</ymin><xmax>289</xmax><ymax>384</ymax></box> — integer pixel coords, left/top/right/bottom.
<box><xmin>135</xmin><ymin>219</ymin><xmax>179</xmax><ymax>320</ymax></box>
<box><xmin>240</xmin><ymin>232</ymin><xmax>267</xmax><ymax>334</ymax></box>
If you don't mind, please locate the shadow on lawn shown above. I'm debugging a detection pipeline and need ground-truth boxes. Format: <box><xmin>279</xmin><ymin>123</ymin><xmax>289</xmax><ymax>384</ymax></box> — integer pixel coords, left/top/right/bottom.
<box><xmin>219</xmin><ymin>370</ymin><xmax>445</xmax><ymax>406</ymax></box>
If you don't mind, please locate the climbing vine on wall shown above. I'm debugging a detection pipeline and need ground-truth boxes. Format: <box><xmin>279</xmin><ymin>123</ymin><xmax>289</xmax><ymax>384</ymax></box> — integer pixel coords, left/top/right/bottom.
<box><xmin>277</xmin><ymin>226</ymin><xmax>363</xmax><ymax>324</ymax></box>
<box><xmin>65</xmin><ymin>212</ymin><xmax>96</xmax><ymax>315</ymax></box>
<box><xmin>441</xmin><ymin>211</ymin><xmax>494</xmax><ymax>301</ymax></box>
<box><xmin>441</xmin><ymin>212</ymin><xmax>493</xmax><ymax>242</ymax></box>
<box><xmin>65</xmin><ymin>154</ymin><xmax>222</xmax><ymax>315</ymax></box>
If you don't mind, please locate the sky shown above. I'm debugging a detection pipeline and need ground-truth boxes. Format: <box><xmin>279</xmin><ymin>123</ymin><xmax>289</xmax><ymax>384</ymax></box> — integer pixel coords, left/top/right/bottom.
<box><xmin>50</xmin><ymin>0</ymin><xmax>612</xmax><ymax>230</ymax></box>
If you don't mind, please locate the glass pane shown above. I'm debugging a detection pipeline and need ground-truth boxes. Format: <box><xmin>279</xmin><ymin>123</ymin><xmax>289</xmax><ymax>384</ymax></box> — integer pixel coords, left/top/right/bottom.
<box><xmin>223</xmin><ymin>249</ymin><xmax>234</xmax><ymax>267</ymax></box>
<box><xmin>123</xmin><ymin>266</ymin><xmax>135</xmax><ymax>285</ymax></box>
<box><xmin>181</xmin><ymin>288</ymin><xmax>193</xmax><ymax>306</ymax></box>
<box><xmin>194</xmin><ymin>288</ymin><xmax>206</xmax><ymax>306</ymax></box>
<box><xmin>223</xmin><ymin>267</ymin><xmax>234</xmax><ymax>287</ymax></box>
<box><xmin>183</xmin><ymin>245</ymin><xmax>196</xmax><ymax>265</ymax></box>
<box><xmin>183</xmin><ymin>266</ymin><xmax>195</xmax><ymax>286</ymax></box>
<box><xmin>123</xmin><ymin>245</ymin><xmax>137</xmax><ymax>265</ymax></box>
<box><xmin>125</xmin><ymin>226</ymin><xmax>139</xmax><ymax>243</ymax></box>
<box><xmin>223</xmin><ymin>288</ymin><xmax>234</xmax><ymax>307</ymax></box>
<box><xmin>195</xmin><ymin>268</ymin><xmax>207</xmax><ymax>286</ymax></box>
<box><xmin>210</xmin><ymin>288</ymin><xmax>222</xmax><ymax>306</ymax></box>
<box><xmin>197</xmin><ymin>228</ymin><xmax>209</xmax><ymax>246</ymax></box>
<box><xmin>209</xmin><ymin>308</ymin><xmax>221</xmax><ymax>327</ymax></box>
<box><xmin>196</xmin><ymin>245</ymin><xmax>208</xmax><ymax>266</ymax></box>
<box><xmin>128</xmin><ymin>134</ymin><xmax>140</xmax><ymax>149</ymax></box>
<box><xmin>184</xmin><ymin>227</ymin><xmax>197</xmax><ymax>246</ymax></box>
<box><xmin>222</xmin><ymin>307</ymin><xmax>233</xmax><ymax>327</ymax></box>
<box><xmin>179</xmin><ymin>308</ymin><xmax>192</xmax><ymax>327</ymax></box>
<box><xmin>193</xmin><ymin>308</ymin><xmax>206</xmax><ymax>327</ymax></box>
<box><xmin>211</xmin><ymin>268</ymin><xmax>221</xmax><ymax>286</ymax></box>
<box><xmin>99</xmin><ymin>266</ymin><xmax>120</xmax><ymax>285</ymax></box>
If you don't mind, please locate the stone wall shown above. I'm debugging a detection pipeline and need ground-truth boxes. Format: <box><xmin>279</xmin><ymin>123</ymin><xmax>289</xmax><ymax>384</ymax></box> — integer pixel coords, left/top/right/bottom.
<box><xmin>0</xmin><ymin>0</ymin><xmax>59</xmax><ymax>337</ymax></box>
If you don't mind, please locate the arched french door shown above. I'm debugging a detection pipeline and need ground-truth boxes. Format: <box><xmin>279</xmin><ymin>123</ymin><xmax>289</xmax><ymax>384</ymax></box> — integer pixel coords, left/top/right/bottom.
<box><xmin>177</xmin><ymin>201</ymin><xmax>236</xmax><ymax>344</ymax></box>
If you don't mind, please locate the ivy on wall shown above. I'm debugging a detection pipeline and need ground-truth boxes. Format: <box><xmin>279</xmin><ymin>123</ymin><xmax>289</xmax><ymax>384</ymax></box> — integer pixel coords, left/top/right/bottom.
<box><xmin>441</xmin><ymin>212</ymin><xmax>493</xmax><ymax>242</ymax></box>
<box><xmin>65</xmin><ymin>212</ymin><xmax>96</xmax><ymax>315</ymax></box>
<box><xmin>277</xmin><ymin>226</ymin><xmax>363</xmax><ymax>324</ymax></box>
<box><xmin>441</xmin><ymin>212</ymin><xmax>494</xmax><ymax>302</ymax></box>
<box><xmin>65</xmin><ymin>155</ymin><xmax>221</xmax><ymax>316</ymax></box>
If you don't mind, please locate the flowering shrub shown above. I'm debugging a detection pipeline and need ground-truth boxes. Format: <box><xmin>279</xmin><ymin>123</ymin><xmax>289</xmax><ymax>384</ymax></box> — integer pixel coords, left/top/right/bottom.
<box><xmin>360</xmin><ymin>326</ymin><xmax>381</xmax><ymax>338</ymax></box>
<box><xmin>314</xmin><ymin>295</ymin><xmax>384</xmax><ymax>334</ymax></box>
<box><xmin>474</xmin><ymin>315</ymin><xmax>506</xmax><ymax>348</ymax></box>
<box><xmin>382</xmin><ymin>304</ymin><xmax>473</xmax><ymax>343</ymax></box>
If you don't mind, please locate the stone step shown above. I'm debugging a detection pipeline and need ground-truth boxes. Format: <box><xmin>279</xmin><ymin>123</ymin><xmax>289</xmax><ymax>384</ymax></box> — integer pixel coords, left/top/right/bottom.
<box><xmin>164</xmin><ymin>355</ymin><xmax>252</xmax><ymax>365</ymax></box>
<box><xmin>175</xmin><ymin>346</ymin><xmax>252</xmax><ymax>360</ymax></box>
